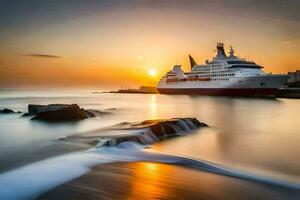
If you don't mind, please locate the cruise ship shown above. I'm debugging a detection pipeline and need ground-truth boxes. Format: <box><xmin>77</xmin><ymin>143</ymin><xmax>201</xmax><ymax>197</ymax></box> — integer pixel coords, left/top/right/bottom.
<box><xmin>157</xmin><ymin>43</ymin><xmax>289</xmax><ymax>96</ymax></box>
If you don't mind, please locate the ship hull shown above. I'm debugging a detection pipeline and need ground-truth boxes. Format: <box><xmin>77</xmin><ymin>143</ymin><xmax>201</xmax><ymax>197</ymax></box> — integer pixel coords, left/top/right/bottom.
<box><xmin>157</xmin><ymin>88</ymin><xmax>279</xmax><ymax>96</ymax></box>
<box><xmin>157</xmin><ymin>75</ymin><xmax>288</xmax><ymax>96</ymax></box>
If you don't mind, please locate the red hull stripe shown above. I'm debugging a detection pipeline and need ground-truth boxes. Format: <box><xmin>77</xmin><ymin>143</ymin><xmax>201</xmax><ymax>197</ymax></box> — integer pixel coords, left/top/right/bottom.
<box><xmin>157</xmin><ymin>88</ymin><xmax>279</xmax><ymax>96</ymax></box>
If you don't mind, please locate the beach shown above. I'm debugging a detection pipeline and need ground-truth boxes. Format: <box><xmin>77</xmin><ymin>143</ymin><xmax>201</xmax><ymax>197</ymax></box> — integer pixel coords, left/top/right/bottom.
<box><xmin>38</xmin><ymin>162</ymin><xmax>300</xmax><ymax>200</ymax></box>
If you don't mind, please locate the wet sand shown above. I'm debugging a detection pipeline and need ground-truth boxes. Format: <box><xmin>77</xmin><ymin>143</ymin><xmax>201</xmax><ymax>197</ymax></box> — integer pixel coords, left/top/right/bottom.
<box><xmin>0</xmin><ymin>142</ymin><xmax>89</xmax><ymax>173</ymax></box>
<box><xmin>38</xmin><ymin>162</ymin><xmax>300</xmax><ymax>200</ymax></box>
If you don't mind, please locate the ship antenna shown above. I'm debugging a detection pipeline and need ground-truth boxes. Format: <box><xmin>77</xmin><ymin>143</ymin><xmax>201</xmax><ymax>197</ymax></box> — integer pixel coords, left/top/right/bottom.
<box><xmin>229</xmin><ymin>46</ymin><xmax>235</xmax><ymax>56</ymax></box>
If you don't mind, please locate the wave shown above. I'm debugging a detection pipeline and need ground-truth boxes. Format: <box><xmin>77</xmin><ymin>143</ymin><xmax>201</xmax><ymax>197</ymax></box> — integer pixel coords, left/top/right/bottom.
<box><xmin>0</xmin><ymin>142</ymin><xmax>300</xmax><ymax>200</ymax></box>
<box><xmin>66</xmin><ymin>118</ymin><xmax>207</xmax><ymax>146</ymax></box>
<box><xmin>0</xmin><ymin>118</ymin><xmax>299</xmax><ymax>200</ymax></box>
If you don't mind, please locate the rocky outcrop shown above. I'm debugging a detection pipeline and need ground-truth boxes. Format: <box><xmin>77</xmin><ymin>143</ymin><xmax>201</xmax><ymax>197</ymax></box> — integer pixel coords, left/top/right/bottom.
<box><xmin>0</xmin><ymin>108</ymin><xmax>21</xmax><ymax>114</ymax></box>
<box><xmin>22</xmin><ymin>112</ymin><xmax>33</xmax><ymax>117</ymax></box>
<box><xmin>0</xmin><ymin>109</ymin><xmax>15</xmax><ymax>114</ymax></box>
<box><xmin>96</xmin><ymin>118</ymin><xmax>208</xmax><ymax>147</ymax></box>
<box><xmin>129</xmin><ymin>118</ymin><xmax>207</xmax><ymax>137</ymax></box>
<box><xmin>28</xmin><ymin>104</ymin><xmax>72</xmax><ymax>115</ymax></box>
<box><xmin>30</xmin><ymin>104</ymin><xmax>95</xmax><ymax>122</ymax></box>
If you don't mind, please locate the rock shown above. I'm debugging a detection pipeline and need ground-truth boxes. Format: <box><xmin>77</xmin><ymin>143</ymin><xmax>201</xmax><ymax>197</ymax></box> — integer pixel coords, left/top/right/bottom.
<box><xmin>0</xmin><ymin>108</ymin><xmax>16</xmax><ymax>114</ymax></box>
<box><xmin>96</xmin><ymin>118</ymin><xmax>208</xmax><ymax>147</ymax></box>
<box><xmin>22</xmin><ymin>113</ymin><xmax>33</xmax><ymax>117</ymax></box>
<box><xmin>132</xmin><ymin>118</ymin><xmax>208</xmax><ymax>138</ymax></box>
<box><xmin>31</xmin><ymin>104</ymin><xmax>95</xmax><ymax>122</ymax></box>
<box><xmin>85</xmin><ymin>110</ymin><xmax>97</xmax><ymax>117</ymax></box>
<box><xmin>28</xmin><ymin>104</ymin><xmax>72</xmax><ymax>115</ymax></box>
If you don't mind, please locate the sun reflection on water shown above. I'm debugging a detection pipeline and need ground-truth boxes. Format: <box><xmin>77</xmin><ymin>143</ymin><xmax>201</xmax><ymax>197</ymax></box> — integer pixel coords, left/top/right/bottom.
<box><xmin>127</xmin><ymin>162</ymin><xmax>169</xmax><ymax>200</ymax></box>
<box><xmin>150</xmin><ymin>94</ymin><xmax>157</xmax><ymax>119</ymax></box>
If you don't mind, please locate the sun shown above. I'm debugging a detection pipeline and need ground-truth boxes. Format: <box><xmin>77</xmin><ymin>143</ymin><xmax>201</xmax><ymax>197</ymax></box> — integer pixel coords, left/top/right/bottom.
<box><xmin>148</xmin><ymin>69</ymin><xmax>157</xmax><ymax>77</ymax></box>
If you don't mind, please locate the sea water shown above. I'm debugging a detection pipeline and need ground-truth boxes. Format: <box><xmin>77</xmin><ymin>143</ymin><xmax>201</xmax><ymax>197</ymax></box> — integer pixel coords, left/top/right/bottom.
<box><xmin>0</xmin><ymin>91</ymin><xmax>300</xmax><ymax>199</ymax></box>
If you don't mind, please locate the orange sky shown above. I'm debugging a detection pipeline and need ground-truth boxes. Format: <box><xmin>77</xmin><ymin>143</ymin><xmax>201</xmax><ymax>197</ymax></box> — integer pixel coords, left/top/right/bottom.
<box><xmin>1</xmin><ymin>0</ymin><xmax>300</xmax><ymax>89</ymax></box>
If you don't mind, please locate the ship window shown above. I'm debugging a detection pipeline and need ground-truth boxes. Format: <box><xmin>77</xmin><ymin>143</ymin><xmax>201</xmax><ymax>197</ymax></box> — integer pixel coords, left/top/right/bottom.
<box><xmin>227</xmin><ymin>61</ymin><xmax>255</xmax><ymax>65</ymax></box>
<box><xmin>229</xmin><ymin>65</ymin><xmax>262</xmax><ymax>69</ymax></box>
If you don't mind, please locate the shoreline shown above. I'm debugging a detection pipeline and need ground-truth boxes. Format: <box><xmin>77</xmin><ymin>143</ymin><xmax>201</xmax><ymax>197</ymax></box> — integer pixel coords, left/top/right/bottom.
<box><xmin>38</xmin><ymin>162</ymin><xmax>300</xmax><ymax>200</ymax></box>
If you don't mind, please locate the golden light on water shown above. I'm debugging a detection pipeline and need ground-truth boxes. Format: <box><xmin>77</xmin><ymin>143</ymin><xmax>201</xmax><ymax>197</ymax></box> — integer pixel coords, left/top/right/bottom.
<box><xmin>150</xmin><ymin>94</ymin><xmax>157</xmax><ymax>119</ymax></box>
<box><xmin>127</xmin><ymin>162</ymin><xmax>166</xmax><ymax>200</ymax></box>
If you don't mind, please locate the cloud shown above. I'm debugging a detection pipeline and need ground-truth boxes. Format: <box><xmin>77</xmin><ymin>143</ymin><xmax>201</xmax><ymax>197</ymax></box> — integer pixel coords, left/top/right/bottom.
<box><xmin>22</xmin><ymin>54</ymin><xmax>62</xmax><ymax>58</ymax></box>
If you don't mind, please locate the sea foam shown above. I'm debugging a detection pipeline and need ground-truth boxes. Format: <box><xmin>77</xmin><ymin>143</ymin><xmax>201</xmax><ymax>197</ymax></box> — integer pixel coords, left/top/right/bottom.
<box><xmin>0</xmin><ymin>142</ymin><xmax>300</xmax><ymax>200</ymax></box>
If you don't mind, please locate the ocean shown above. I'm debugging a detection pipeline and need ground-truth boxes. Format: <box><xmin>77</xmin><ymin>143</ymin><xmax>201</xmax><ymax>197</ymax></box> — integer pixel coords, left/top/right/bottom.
<box><xmin>0</xmin><ymin>91</ymin><xmax>300</xmax><ymax>199</ymax></box>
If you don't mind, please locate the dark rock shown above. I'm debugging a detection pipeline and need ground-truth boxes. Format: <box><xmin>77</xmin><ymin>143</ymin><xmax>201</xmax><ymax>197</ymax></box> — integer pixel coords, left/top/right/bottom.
<box><xmin>31</xmin><ymin>104</ymin><xmax>95</xmax><ymax>122</ymax></box>
<box><xmin>27</xmin><ymin>104</ymin><xmax>112</xmax><ymax>118</ymax></box>
<box><xmin>0</xmin><ymin>108</ymin><xmax>15</xmax><ymax>114</ymax></box>
<box><xmin>28</xmin><ymin>104</ymin><xmax>72</xmax><ymax>115</ymax></box>
<box><xmin>65</xmin><ymin>117</ymin><xmax>208</xmax><ymax>148</ymax></box>
<box><xmin>85</xmin><ymin>110</ymin><xmax>96</xmax><ymax>118</ymax></box>
<box><xmin>22</xmin><ymin>113</ymin><xmax>33</xmax><ymax>117</ymax></box>
<box><xmin>97</xmin><ymin>118</ymin><xmax>208</xmax><ymax>147</ymax></box>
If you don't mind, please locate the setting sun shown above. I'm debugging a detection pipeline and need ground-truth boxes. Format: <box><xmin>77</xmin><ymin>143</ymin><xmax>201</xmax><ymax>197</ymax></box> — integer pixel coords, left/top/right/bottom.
<box><xmin>148</xmin><ymin>69</ymin><xmax>157</xmax><ymax>77</ymax></box>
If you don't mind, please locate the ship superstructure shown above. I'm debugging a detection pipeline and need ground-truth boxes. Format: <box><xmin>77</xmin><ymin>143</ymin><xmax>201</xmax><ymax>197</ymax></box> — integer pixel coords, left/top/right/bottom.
<box><xmin>157</xmin><ymin>43</ymin><xmax>288</xmax><ymax>96</ymax></box>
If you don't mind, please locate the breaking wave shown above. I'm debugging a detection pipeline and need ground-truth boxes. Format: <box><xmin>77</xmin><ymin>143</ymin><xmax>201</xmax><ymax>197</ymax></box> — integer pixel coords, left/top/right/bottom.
<box><xmin>0</xmin><ymin>143</ymin><xmax>300</xmax><ymax>200</ymax></box>
<box><xmin>0</xmin><ymin>118</ymin><xmax>299</xmax><ymax>200</ymax></box>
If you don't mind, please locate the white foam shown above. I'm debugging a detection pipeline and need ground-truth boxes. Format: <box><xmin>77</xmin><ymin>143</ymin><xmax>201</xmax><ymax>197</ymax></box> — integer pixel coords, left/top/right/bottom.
<box><xmin>0</xmin><ymin>143</ymin><xmax>149</xmax><ymax>200</ymax></box>
<box><xmin>0</xmin><ymin>142</ymin><xmax>300</xmax><ymax>200</ymax></box>
<box><xmin>0</xmin><ymin>154</ymin><xmax>90</xmax><ymax>200</ymax></box>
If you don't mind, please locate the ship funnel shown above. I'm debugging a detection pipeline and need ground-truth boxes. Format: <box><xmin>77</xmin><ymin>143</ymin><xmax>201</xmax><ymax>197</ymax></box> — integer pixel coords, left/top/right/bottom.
<box><xmin>216</xmin><ymin>43</ymin><xmax>227</xmax><ymax>59</ymax></box>
<box><xmin>189</xmin><ymin>55</ymin><xmax>197</xmax><ymax>69</ymax></box>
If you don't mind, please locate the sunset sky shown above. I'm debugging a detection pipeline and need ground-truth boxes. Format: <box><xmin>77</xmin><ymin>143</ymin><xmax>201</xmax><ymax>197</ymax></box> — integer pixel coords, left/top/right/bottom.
<box><xmin>1</xmin><ymin>0</ymin><xmax>300</xmax><ymax>89</ymax></box>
